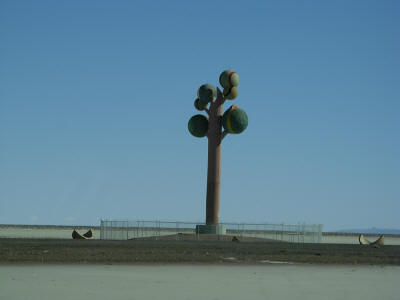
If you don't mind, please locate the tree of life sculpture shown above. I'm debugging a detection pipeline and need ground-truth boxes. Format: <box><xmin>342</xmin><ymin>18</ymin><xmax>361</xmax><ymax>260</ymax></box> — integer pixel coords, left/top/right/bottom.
<box><xmin>188</xmin><ymin>70</ymin><xmax>248</xmax><ymax>234</ymax></box>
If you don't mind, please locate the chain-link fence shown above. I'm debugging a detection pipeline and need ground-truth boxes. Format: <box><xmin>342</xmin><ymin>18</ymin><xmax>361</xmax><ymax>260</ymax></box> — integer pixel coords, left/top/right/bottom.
<box><xmin>100</xmin><ymin>220</ymin><xmax>323</xmax><ymax>243</ymax></box>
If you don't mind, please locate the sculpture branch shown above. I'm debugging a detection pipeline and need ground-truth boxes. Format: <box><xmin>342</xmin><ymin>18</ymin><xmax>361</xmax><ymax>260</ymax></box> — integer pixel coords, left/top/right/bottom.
<box><xmin>216</xmin><ymin>87</ymin><xmax>226</xmax><ymax>106</ymax></box>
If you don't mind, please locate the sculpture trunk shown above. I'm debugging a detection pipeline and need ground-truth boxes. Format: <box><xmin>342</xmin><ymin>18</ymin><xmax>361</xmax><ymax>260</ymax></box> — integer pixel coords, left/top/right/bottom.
<box><xmin>205</xmin><ymin>93</ymin><xmax>223</xmax><ymax>225</ymax></box>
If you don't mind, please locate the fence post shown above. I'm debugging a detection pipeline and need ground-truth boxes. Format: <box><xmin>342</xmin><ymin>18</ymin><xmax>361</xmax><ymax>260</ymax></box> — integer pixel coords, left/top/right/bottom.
<box><xmin>100</xmin><ymin>220</ymin><xmax>103</xmax><ymax>240</ymax></box>
<box><xmin>318</xmin><ymin>224</ymin><xmax>323</xmax><ymax>243</ymax></box>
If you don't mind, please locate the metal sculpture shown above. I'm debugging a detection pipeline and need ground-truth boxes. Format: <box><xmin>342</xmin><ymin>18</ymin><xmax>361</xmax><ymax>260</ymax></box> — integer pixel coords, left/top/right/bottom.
<box><xmin>188</xmin><ymin>70</ymin><xmax>248</xmax><ymax>233</ymax></box>
<box><xmin>359</xmin><ymin>234</ymin><xmax>384</xmax><ymax>248</ymax></box>
<box><xmin>72</xmin><ymin>229</ymin><xmax>93</xmax><ymax>239</ymax></box>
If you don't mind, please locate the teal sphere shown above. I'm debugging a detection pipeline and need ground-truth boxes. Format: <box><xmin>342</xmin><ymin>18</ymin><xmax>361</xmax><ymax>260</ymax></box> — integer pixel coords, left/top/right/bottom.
<box><xmin>194</xmin><ymin>98</ymin><xmax>207</xmax><ymax>111</ymax></box>
<box><xmin>197</xmin><ymin>84</ymin><xmax>216</xmax><ymax>103</ymax></box>
<box><xmin>219</xmin><ymin>70</ymin><xmax>239</xmax><ymax>89</ymax></box>
<box><xmin>222</xmin><ymin>105</ymin><xmax>248</xmax><ymax>134</ymax></box>
<box><xmin>188</xmin><ymin>114</ymin><xmax>208</xmax><ymax>138</ymax></box>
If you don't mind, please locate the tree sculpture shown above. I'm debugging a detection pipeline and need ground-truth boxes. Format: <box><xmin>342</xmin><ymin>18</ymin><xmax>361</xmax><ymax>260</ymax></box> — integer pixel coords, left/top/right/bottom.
<box><xmin>188</xmin><ymin>70</ymin><xmax>248</xmax><ymax>234</ymax></box>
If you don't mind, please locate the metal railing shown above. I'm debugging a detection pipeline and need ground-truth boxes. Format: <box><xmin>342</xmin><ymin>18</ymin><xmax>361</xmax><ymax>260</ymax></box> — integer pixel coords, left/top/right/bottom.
<box><xmin>100</xmin><ymin>220</ymin><xmax>323</xmax><ymax>243</ymax></box>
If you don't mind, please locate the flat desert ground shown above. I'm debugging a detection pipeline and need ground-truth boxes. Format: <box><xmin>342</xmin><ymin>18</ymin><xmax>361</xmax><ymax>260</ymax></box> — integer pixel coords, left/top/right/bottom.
<box><xmin>1</xmin><ymin>264</ymin><xmax>400</xmax><ymax>300</ymax></box>
<box><xmin>1</xmin><ymin>226</ymin><xmax>400</xmax><ymax>299</ymax></box>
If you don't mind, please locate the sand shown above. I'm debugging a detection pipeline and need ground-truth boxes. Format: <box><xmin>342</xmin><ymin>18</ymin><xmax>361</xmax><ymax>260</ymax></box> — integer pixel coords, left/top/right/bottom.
<box><xmin>2</xmin><ymin>238</ymin><xmax>400</xmax><ymax>265</ymax></box>
<box><xmin>1</xmin><ymin>230</ymin><xmax>399</xmax><ymax>299</ymax></box>
<box><xmin>2</xmin><ymin>225</ymin><xmax>400</xmax><ymax>245</ymax></box>
<box><xmin>1</xmin><ymin>264</ymin><xmax>399</xmax><ymax>300</ymax></box>
<box><xmin>0</xmin><ymin>225</ymin><xmax>100</xmax><ymax>239</ymax></box>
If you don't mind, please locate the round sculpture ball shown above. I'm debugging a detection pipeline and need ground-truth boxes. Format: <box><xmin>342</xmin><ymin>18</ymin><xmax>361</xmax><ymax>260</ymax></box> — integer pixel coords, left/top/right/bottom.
<box><xmin>223</xmin><ymin>86</ymin><xmax>239</xmax><ymax>100</ymax></box>
<box><xmin>222</xmin><ymin>105</ymin><xmax>248</xmax><ymax>134</ymax></box>
<box><xmin>194</xmin><ymin>98</ymin><xmax>207</xmax><ymax>111</ymax></box>
<box><xmin>188</xmin><ymin>114</ymin><xmax>209</xmax><ymax>138</ymax></box>
<box><xmin>197</xmin><ymin>84</ymin><xmax>216</xmax><ymax>103</ymax></box>
<box><xmin>219</xmin><ymin>70</ymin><xmax>239</xmax><ymax>89</ymax></box>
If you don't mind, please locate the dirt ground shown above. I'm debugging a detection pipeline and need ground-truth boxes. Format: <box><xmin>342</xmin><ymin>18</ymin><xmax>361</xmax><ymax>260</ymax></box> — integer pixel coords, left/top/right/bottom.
<box><xmin>1</xmin><ymin>235</ymin><xmax>399</xmax><ymax>265</ymax></box>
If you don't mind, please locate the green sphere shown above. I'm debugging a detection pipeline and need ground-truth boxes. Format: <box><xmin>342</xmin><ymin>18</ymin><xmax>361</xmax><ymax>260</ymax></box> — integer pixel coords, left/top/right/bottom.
<box><xmin>188</xmin><ymin>114</ymin><xmax>208</xmax><ymax>137</ymax></box>
<box><xmin>223</xmin><ymin>86</ymin><xmax>239</xmax><ymax>100</ymax></box>
<box><xmin>219</xmin><ymin>70</ymin><xmax>239</xmax><ymax>89</ymax></box>
<box><xmin>222</xmin><ymin>105</ymin><xmax>248</xmax><ymax>134</ymax></box>
<box><xmin>197</xmin><ymin>84</ymin><xmax>216</xmax><ymax>103</ymax></box>
<box><xmin>194</xmin><ymin>98</ymin><xmax>207</xmax><ymax>111</ymax></box>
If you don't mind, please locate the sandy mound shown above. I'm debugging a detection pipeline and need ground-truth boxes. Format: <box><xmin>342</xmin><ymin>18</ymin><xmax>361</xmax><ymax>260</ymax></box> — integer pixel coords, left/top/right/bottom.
<box><xmin>131</xmin><ymin>233</ymin><xmax>281</xmax><ymax>242</ymax></box>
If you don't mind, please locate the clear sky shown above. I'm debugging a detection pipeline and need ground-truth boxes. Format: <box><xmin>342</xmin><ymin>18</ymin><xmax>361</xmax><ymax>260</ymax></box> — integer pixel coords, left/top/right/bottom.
<box><xmin>1</xmin><ymin>1</ymin><xmax>399</xmax><ymax>231</ymax></box>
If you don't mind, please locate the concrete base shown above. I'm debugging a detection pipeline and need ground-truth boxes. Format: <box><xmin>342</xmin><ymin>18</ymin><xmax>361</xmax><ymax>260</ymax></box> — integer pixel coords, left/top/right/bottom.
<box><xmin>195</xmin><ymin>224</ymin><xmax>226</xmax><ymax>235</ymax></box>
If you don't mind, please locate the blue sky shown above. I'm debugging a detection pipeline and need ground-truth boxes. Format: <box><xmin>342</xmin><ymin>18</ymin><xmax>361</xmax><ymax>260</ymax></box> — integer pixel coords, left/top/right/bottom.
<box><xmin>0</xmin><ymin>1</ymin><xmax>399</xmax><ymax>231</ymax></box>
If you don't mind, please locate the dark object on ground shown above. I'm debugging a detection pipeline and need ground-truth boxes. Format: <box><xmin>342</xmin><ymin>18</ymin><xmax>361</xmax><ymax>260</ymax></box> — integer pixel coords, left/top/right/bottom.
<box><xmin>359</xmin><ymin>234</ymin><xmax>384</xmax><ymax>248</ymax></box>
<box><xmin>83</xmin><ymin>229</ymin><xmax>93</xmax><ymax>238</ymax></box>
<box><xmin>72</xmin><ymin>229</ymin><xmax>93</xmax><ymax>240</ymax></box>
<box><xmin>1</xmin><ymin>238</ymin><xmax>399</xmax><ymax>265</ymax></box>
<box><xmin>232</xmin><ymin>236</ymin><xmax>240</xmax><ymax>242</ymax></box>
